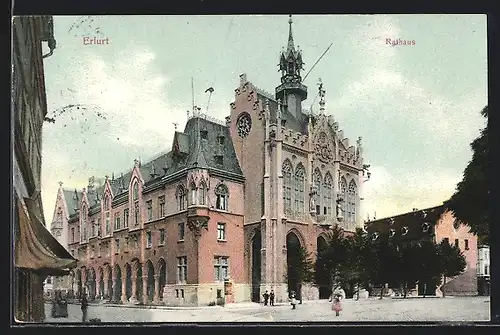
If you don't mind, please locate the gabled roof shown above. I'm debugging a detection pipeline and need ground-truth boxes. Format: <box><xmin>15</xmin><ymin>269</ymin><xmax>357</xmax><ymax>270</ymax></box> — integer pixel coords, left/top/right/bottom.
<box><xmin>62</xmin><ymin>189</ymin><xmax>82</xmax><ymax>217</ymax></box>
<box><xmin>365</xmin><ymin>205</ymin><xmax>446</xmax><ymax>243</ymax></box>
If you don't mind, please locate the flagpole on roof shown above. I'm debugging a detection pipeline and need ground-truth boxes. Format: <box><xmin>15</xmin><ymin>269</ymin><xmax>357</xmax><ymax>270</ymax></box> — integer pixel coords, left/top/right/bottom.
<box><xmin>205</xmin><ymin>87</ymin><xmax>214</xmax><ymax>117</ymax></box>
<box><xmin>191</xmin><ymin>77</ymin><xmax>195</xmax><ymax>115</ymax></box>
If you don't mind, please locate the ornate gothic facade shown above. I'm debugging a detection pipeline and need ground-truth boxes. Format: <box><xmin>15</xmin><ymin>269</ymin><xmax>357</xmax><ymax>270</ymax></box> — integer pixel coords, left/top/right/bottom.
<box><xmin>229</xmin><ymin>16</ymin><xmax>368</xmax><ymax>302</ymax></box>
<box><xmin>50</xmin><ymin>16</ymin><xmax>369</xmax><ymax>306</ymax></box>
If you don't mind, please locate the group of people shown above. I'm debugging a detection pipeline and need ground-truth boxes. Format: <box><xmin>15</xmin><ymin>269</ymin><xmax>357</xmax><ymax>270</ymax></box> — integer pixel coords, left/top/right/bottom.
<box><xmin>262</xmin><ymin>290</ymin><xmax>276</xmax><ymax>306</ymax></box>
<box><xmin>261</xmin><ymin>289</ymin><xmax>343</xmax><ymax>316</ymax></box>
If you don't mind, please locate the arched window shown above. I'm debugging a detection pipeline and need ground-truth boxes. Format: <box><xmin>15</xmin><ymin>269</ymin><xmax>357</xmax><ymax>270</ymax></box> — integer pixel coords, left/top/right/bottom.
<box><xmin>314</xmin><ymin>169</ymin><xmax>322</xmax><ymax>215</ymax></box>
<box><xmin>323</xmin><ymin>173</ymin><xmax>333</xmax><ymax>216</ymax></box>
<box><xmin>215</xmin><ymin>184</ymin><xmax>229</xmax><ymax>211</ymax></box>
<box><xmin>339</xmin><ymin>177</ymin><xmax>347</xmax><ymax>220</ymax></box>
<box><xmin>81</xmin><ymin>204</ymin><xmax>87</xmax><ymax>241</ymax></box>
<box><xmin>57</xmin><ymin>207</ymin><xmax>63</xmax><ymax>223</ymax></box>
<box><xmin>133</xmin><ymin>182</ymin><xmax>139</xmax><ymax>201</ymax></box>
<box><xmin>104</xmin><ymin>196</ymin><xmax>111</xmax><ymax>234</ymax></box>
<box><xmin>294</xmin><ymin>164</ymin><xmax>305</xmax><ymax>213</ymax></box>
<box><xmin>199</xmin><ymin>182</ymin><xmax>207</xmax><ymax>205</ymax></box>
<box><xmin>189</xmin><ymin>182</ymin><xmax>197</xmax><ymax>205</ymax></box>
<box><xmin>348</xmin><ymin>180</ymin><xmax>357</xmax><ymax>225</ymax></box>
<box><xmin>176</xmin><ymin>185</ymin><xmax>186</xmax><ymax>211</ymax></box>
<box><xmin>282</xmin><ymin>160</ymin><xmax>293</xmax><ymax>213</ymax></box>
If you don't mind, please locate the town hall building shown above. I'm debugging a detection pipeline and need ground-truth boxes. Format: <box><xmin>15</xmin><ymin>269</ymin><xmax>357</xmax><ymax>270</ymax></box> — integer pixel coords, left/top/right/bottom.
<box><xmin>49</xmin><ymin>16</ymin><xmax>368</xmax><ymax>306</ymax></box>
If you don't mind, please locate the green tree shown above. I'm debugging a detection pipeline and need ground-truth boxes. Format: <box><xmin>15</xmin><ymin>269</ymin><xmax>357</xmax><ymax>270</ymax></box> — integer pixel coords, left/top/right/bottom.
<box><xmin>444</xmin><ymin>106</ymin><xmax>489</xmax><ymax>244</ymax></box>
<box><xmin>438</xmin><ymin>240</ymin><xmax>467</xmax><ymax>297</ymax></box>
<box><xmin>372</xmin><ymin>240</ymin><xmax>401</xmax><ymax>299</ymax></box>
<box><xmin>415</xmin><ymin>240</ymin><xmax>442</xmax><ymax>297</ymax></box>
<box><xmin>343</xmin><ymin>228</ymin><xmax>378</xmax><ymax>299</ymax></box>
<box><xmin>286</xmin><ymin>244</ymin><xmax>315</xmax><ymax>299</ymax></box>
<box><xmin>394</xmin><ymin>242</ymin><xmax>421</xmax><ymax>298</ymax></box>
<box><xmin>314</xmin><ymin>225</ymin><xmax>349</xmax><ymax>293</ymax></box>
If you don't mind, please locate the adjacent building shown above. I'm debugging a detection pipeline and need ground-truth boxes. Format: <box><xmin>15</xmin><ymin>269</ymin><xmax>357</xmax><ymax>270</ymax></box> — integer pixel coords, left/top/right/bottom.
<box><xmin>477</xmin><ymin>245</ymin><xmax>490</xmax><ymax>296</ymax></box>
<box><xmin>12</xmin><ymin>16</ymin><xmax>77</xmax><ymax>322</ymax></box>
<box><xmin>50</xmin><ymin>16</ymin><xmax>368</xmax><ymax>306</ymax></box>
<box><xmin>365</xmin><ymin>205</ymin><xmax>478</xmax><ymax>296</ymax></box>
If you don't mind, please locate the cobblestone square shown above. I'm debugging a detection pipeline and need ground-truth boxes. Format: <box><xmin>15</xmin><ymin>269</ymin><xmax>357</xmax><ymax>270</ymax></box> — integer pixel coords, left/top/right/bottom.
<box><xmin>44</xmin><ymin>297</ymin><xmax>490</xmax><ymax>323</ymax></box>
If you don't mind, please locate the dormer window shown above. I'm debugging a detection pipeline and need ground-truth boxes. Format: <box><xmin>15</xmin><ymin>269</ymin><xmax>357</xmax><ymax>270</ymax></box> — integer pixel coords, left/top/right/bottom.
<box><xmin>201</xmin><ymin>130</ymin><xmax>208</xmax><ymax>140</ymax></box>
<box><xmin>134</xmin><ymin>202</ymin><xmax>140</xmax><ymax>226</ymax></box>
<box><xmin>215</xmin><ymin>184</ymin><xmax>229</xmax><ymax>211</ymax></box>
<box><xmin>81</xmin><ymin>204</ymin><xmax>88</xmax><ymax>241</ymax></box>
<box><xmin>215</xmin><ymin>155</ymin><xmax>223</xmax><ymax>165</ymax></box>
<box><xmin>133</xmin><ymin>182</ymin><xmax>139</xmax><ymax>201</ymax></box>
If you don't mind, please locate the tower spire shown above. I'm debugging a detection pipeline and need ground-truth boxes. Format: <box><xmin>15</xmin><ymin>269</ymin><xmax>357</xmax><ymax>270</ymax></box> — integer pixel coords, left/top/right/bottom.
<box><xmin>276</xmin><ymin>15</ymin><xmax>308</xmax><ymax>120</ymax></box>
<box><xmin>287</xmin><ymin>15</ymin><xmax>295</xmax><ymax>54</ymax></box>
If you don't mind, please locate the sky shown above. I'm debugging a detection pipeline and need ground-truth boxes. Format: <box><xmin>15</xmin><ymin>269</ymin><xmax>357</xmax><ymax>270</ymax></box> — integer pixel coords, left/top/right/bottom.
<box><xmin>39</xmin><ymin>14</ymin><xmax>487</xmax><ymax>225</ymax></box>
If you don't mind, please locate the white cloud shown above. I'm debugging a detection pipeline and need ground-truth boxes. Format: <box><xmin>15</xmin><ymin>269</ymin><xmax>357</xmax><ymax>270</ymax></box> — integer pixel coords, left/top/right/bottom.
<box><xmin>65</xmin><ymin>49</ymin><xmax>185</xmax><ymax>149</ymax></box>
<box><xmin>42</xmin><ymin>47</ymin><xmax>189</xmax><ymax>221</ymax></box>
<box><xmin>335</xmin><ymin>16</ymin><xmax>485</xmax><ymax>220</ymax></box>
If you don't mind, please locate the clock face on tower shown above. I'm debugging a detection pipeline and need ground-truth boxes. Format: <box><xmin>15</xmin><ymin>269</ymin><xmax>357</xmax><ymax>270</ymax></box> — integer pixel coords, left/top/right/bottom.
<box><xmin>236</xmin><ymin>112</ymin><xmax>252</xmax><ymax>138</ymax></box>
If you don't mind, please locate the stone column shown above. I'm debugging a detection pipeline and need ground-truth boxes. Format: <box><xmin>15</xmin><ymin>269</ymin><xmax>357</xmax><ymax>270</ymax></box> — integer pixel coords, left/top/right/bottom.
<box><xmin>121</xmin><ymin>272</ymin><xmax>128</xmax><ymax>303</ymax></box>
<box><xmin>81</xmin><ymin>271</ymin><xmax>87</xmax><ymax>295</ymax></box>
<box><xmin>153</xmin><ymin>274</ymin><xmax>160</xmax><ymax>303</ymax></box>
<box><xmin>131</xmin><ymin>274</ymin><xmax>137</xmax><ymax>301</ymax></box>
<box><xmin>142</xmin><ymin>274</ymin><xmax>148</xmax><ymax>305</ymax></box>
<box><xmin>96</xmin><ymin>277</ymin><xmax>101</xmax><ymax>298</ymax></box>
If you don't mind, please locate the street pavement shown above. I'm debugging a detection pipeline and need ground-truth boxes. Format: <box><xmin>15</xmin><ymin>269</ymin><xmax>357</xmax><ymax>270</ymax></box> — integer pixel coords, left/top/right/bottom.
<box><xmin>44</xmin><ymin>296</ymin><xmax>490</xmax><ymax>323</ymax></box>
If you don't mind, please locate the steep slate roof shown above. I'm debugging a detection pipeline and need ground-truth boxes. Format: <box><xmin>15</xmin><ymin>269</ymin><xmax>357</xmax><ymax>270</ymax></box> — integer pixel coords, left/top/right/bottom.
<box><xmin>62</xmin><ymin>116</ymin><xmax>243</xmax><ymax>218</ymax></box>
<box><xmin>256</xmin><ymin>90</ymin><xmax>309</xmax><ymax>135</ymax></box>
<box><xmin>365</xmin><ymin>205</ymin><xmax>446</xmax><ymax>244</ymax></box>
<box><xmin>62</xmin><ymin>189</ymin><xmax>83</xmax><ymax>217</ymax></box>
<box><xmin>179</xmin><ymin>116</ymin><xmax>243</xmax><ymax>176</ymax></box>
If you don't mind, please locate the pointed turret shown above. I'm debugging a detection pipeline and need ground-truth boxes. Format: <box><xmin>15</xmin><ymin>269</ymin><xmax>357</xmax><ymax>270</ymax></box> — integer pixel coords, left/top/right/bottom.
<box><xmin>286</xmin><ymin>15</ymin><xmax>296</xmax><ymax>57</ymax></box>
<box><xmin>276</xmin><ymin>15</ymin><xmax>308</xmax><ymax>121</ymax></box>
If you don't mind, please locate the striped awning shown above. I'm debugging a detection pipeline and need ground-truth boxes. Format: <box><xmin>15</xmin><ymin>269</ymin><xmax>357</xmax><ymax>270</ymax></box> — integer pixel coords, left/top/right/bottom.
<box><xmin>14</xmin><ymin>197</ymin><xmax>77</xmax><ymax>275</ymax></box>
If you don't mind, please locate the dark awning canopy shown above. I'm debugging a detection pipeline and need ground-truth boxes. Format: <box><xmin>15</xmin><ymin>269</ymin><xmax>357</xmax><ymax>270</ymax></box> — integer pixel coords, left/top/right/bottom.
<box><xmin>15</xmin><ymin>197</ymin><xmax>77</xmax><ymax>276</ymax></box>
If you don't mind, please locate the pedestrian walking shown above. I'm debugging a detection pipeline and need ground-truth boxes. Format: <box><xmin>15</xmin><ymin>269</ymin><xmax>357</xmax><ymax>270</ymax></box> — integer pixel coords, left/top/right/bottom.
<box><xmin>262</xmin><ymin>290</ymin><xmax>270</xmax><ymax>306</ymax></box>
<box><xmin>269</xmin><ymin>290</ymin><xmax>275</xmax><ymax>306</ymax></box>
<box><xmin>332</xmin><ymin>294</ymin><xmax>342</xmax><ymax>317</ymax></box>
<box><xmin>290</xmin><ymin>291</ymin><xmax>297</xmax><ymax>310</ymax></box>
<box><xmin>81</xmin><ymin>291</ymin><xmax>89</xmax><ymax>322</ymax></box>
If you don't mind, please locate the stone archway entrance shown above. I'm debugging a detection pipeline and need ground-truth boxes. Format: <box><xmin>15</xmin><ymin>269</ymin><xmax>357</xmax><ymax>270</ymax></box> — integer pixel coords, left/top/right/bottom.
<box><xmin>98</xmin><ymin>268</ymin><xmax>104</xmax><ymax>299</ymax></box>
<box><xmin>251</xmin><ymin>229</ymin><xmax>262</xmax><ymax>302</ymax></box>
<box><xmin>75</xmin><ymin>270</ymin><xmax>82</xmax><ymax>298</ymax></box>
<box><xmin>88</xmin><ymin>268</ymin><xmax>96</xmax><ymax>300</ymax></box>
<box><xmin>125</xmin><ymin>263</ymin><xmax>132</xmax><ymax>301</ymax></box>
<box><xmin>157</xmin><ymin>259</ymin><xmax>167</xmax><ymax>301</ymax></box>
<box><xmin>286</xmin><ymin>231</ymin><xmax>302</xmax><ymax>300</ymax></box>
<box><xmin>105</xmin><ymin>265</ymin><xmax>112</xmax><ymax>300</ymax></box>
<box><xmin>114</xmin><ymin>265</ymin><xmax>122</xmax><ymax>303</ymax></box>
<box><xmin>316</xmin><ymin>236</ymin><xmax>330</xmax><ymax>299</ymax></box>
<box><xmin>146</xmin><ymin>261</ymin><xmax>155</xmax><ymax>303</ymax></box>
<box><xmin>135</xmin><ymin>263</ymin><xmax>143</xmax><ymax>303</ymax></box>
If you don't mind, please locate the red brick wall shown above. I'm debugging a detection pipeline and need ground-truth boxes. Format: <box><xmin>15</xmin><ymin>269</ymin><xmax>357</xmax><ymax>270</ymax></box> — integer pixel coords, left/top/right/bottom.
<box><xmin>435</xmin><ymin>210</ymin><xmax>478</xmax><ymax>295</ymax></box>
<box><xmin>229</xmin><ymin>79</ymin><xmax>265</xmax><ymax>225</ymax></box>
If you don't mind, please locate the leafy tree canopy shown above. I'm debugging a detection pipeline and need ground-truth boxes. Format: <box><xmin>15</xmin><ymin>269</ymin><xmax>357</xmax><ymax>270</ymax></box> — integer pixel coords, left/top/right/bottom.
<box><xmin>445</xmin><ymin>106</ymin><xmax>489</xmax><ymax>244</ymax></box>
<box><xmin>438</xmin><ymin>240</ymin><xmax>467</xmax><ymax>278</ymax></box>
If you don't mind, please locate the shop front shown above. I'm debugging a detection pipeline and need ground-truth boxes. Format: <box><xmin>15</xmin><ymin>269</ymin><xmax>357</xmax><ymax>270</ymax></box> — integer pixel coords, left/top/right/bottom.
<box><xmin>14</xmin><ymin>197</ymin><xmax>77</xmax><ymax>322</ymax></box>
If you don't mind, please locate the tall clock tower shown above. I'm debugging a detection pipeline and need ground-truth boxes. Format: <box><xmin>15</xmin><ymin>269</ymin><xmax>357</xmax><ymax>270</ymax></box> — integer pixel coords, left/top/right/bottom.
<box><xmin>276</xmin><ymin>15</ymin><xmax>308</xmax><ymax>121</ymax></box>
